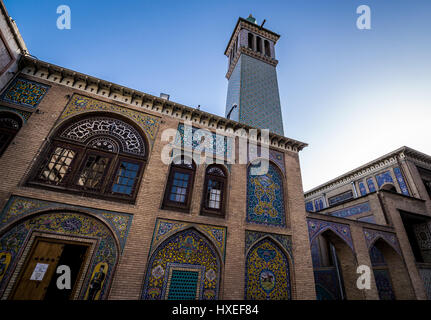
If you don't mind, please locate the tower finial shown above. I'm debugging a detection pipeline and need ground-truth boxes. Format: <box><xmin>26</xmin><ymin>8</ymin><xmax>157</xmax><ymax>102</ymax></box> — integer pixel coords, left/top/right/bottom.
<box><xmin>246</xmin><ymin>14</ymin><xmax>257</xmax><ymax>24</ymax></box>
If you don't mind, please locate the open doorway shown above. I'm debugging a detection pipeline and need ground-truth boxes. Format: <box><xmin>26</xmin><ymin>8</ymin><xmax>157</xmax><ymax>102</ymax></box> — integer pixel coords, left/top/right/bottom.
<box><xmin>10</xmin><ymin>237</ymin><xmax>89</xmax><ymax>300</ymax></box>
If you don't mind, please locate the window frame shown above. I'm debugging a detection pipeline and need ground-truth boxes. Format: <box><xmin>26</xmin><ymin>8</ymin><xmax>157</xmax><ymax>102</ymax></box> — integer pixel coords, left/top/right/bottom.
<box><xmin>162</xmin><ymin>162</ymin><xmax>196</xmax><ymax>213</ymax></box>
<box><xmin>0</xmin><ymin>113</ymin><xmax>22</xmax><ymax>157</ymax></box>
<box><xmin>27</xmin><ymin>116</ymin><xmax>148</xmax><ymax>203</ymax></box>
<box><xmin>200</xmin><ymin>165</ymin><xmax>227</xmax><ymax>218</ymax></box>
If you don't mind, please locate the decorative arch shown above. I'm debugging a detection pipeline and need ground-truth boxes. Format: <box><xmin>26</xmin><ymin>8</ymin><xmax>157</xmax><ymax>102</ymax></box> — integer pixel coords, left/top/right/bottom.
<box><xmin>141</xmin><ymin>227</ymin><xmax>221</xmax><ymax>300</ymax></box>
<box><xmin>201</xmin><ymin>164</ymin><xmax>228</xmax><ymax>217</ymax></box>
<box><xmin>28</xmin><ymin>113</ymin><xmax>148</xmax><ymax>201</ymax></box>
<box><xmin>0</xmin><ymin>210</ymin><xmax>121</xmax><ymax>300</ymax></box>
<box><xmin>245</xmin><ymin>237</ymin><xmax>291</xmax><ymax>300</ymax></box>
<box><xmin>307</xmin><ymin>219</ymin><xmax>354</xmax><ymax>252</ymax></box>
<box><xmin>380</xmin><ymin>183</ymin><xmax>397</xmax><ymax>192</ymax></box>
<box><xmin>58</xmin><ymin>94</ymin><xmax>160</xmax><ymax>148</ymax></box>
<box><xmin>247</xmin><ymin>160</ymin><xmax>286</xmax><ymax>227</ymax></box>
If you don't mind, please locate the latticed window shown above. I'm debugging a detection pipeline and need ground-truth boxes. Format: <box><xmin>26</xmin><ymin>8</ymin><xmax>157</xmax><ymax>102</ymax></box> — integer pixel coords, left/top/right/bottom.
<box><xmin>162</xmin><ymin>158</ymin><xmax>196</xmax><ymax>212</ymax></box>
<box><xmin>29</xmin><ymin>116</ymin><xmax>147</xmax><ymax>202</ymax></box>
<box><xmin>201</xmin><ymin>165</ymin><xmax>227</xmax><ymax>217</ymax></box>
<box><xmin>0</xmin><ymin>113</ymin><xmax>22</xmax><ymax>157</ymax></box>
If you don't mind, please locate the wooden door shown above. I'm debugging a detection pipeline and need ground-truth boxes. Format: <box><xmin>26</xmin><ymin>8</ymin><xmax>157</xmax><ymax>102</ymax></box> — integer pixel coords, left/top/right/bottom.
<box><xmin>11</xmin><ymin>239</ymin><xmax>64</xmax><ymax>300</ymax></box>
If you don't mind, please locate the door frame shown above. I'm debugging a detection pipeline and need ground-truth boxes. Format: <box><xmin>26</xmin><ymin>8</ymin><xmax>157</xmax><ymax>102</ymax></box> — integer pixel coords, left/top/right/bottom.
<box><xmin>6</xmin><ymin>232</ymin><xmax>97</xmax><ymax>300</ymax></box>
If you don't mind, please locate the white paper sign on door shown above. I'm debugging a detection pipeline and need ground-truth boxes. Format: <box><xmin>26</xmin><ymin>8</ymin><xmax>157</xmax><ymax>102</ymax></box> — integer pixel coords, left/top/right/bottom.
<box><xmin>30</xmin><ymin>263</ymin><xmax>49</xmax><ymax>281</ymax></box>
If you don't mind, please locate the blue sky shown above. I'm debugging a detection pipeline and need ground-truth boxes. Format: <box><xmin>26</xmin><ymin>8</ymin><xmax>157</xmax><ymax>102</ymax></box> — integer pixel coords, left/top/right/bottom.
<box><xmin>5</xmin><ymin>0</ymin><xmax>431</xmax><ymax>191</ymax></box>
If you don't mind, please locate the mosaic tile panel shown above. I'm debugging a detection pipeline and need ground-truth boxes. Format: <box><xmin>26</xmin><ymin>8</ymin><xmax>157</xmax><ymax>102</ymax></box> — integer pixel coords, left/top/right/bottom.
<box><xmin>329</xmin><ymin>202</ymin><xmax>371</xmax><ymax>219</ymax></box>
<box><xmin>151</xmin><ymin>219</ymin><xmax>227</xmax><ymax>261</ymax></box>
<box><xmin>0</xmin><ymin>196</ymin><xmax>133</xmax><ymax>251</ymax></box>
<box><xmin>0</xmin><ymin>106</ymin><xmax>32</xmax><ymax>123</ymax></box>
<box><xmin>142</xmin><ymin>228</ymin><xmax>220</xmax><ymax>300</ymax></box>
<box><xmin>305</xmin><ymin>201</ymin><xmax>314</xmax><ymax>212</ymax></box>
<box><xmin>0</xmin><ymin>212</ymin><xmax>118</xmax><ymax>300</ymax></box>
<box><xmin>234</xmin><ymin>54</ymin><xmax>284</xmax><ymax>135</ymax></box>
<box><xmin>375</xmin><ymin>171</ymin><xmax>394</xmax><ymax>188</ymax></box>
<box><xmin>369</xmin><ymin>245</ymin><xmax>386</xmax><ymax>266</ymax></box>
<box><xmin>59</xmin><ymin>94</ymin><xmax>160</xmax><ymax>147</ymax></box>
<box><xmin>173</xmin><ymin>123</ymin><xmax>233</xmax><ymax>160</ymax></box>
<box><xmin>393</xmin><ymin>167</ymin><xmax>410</xmax><ymax>196</ymax></box>
<box><xmin>1</xmin><ymin>78</ymin><xmax>49</xmax><ymax>108</ymax></box>
<box><xmin>359</xmin><ymin>181</ymin><xmax>367</xmax><ymax>196</ymax></box>
<box><xmin>245</xmin><ymin>238</ymin><xmax>291</xmax><ymax>300</ymax></box>
<box><xmin>314</xmin><ymin>269</ymin><xmax>341</xmax><ymax>300</ymax></box>
<box><xmin>367</xmin><ymin>178</ymin><xmax>376</xmax><ymax>193</ymax></box>
<box><xmin>307</xmin><ymin>219</ymin><xmax>354</xmax><ymax>251</ymax></box>
<box><xmin>373</xmin><ymin>269</ymin><xmax>395</xmax><ymax>300</ymax></box>
<box><xmin>248</xmin><ymin>144</ymin><xmax>285</xmax><ymax>175</ymax></box>
<box><xmin>363</xmin><ymin>228</ymin><xmax>401</xmax><ymax>255</ymax></box>
<box><xmin>328</xmin><ymin>191</ymin><xmax>353</xmax><ymax>206</ymax></box>
<box><xmin>357</xmin><ymin>215</ymin><xmax>376</xmax><ymax>224</ymax></box>
<box><xmin>314</xmin><ymin>197</ymin><xmax>325</xmax><ymax>211</ymax></box>
<box><xmin>247</xmin><ymin>162</ymin><xmax>286</xmax><ymax>227</ymax></box>
<box><xmin>245</xmin><ymin>231</ymin><xmax>293</xmax><ymax>262</ymax></box>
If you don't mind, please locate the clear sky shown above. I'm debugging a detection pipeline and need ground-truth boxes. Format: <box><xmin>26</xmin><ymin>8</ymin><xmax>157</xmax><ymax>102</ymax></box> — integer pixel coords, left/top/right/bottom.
<box><xmin>5</xmin><ymin>0</ymin><xmax>431</xmax><ymax>191</ymax></box>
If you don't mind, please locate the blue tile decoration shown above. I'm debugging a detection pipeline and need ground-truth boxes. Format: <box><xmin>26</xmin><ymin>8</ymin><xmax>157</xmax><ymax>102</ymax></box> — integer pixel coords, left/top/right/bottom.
<box><xmin>314</xmin><ymin>197</ymin><xmax>325</xmax><ymax>211</ymax></box>
<box><xmin>174</xmin><ymin>123</ymin><xmax>233</xmax><ymax>160</ymax></box>
<box><xmin>0</xmin><ymin>211</ymin><xmax>121</xmax><ymax>300</ymax></box>
<box><xmin>1</xmin><ymin>78</ymin><xmax>49</xmax><ymax>108</ymax></box>
<box><xmin>307</xmin><ymin>218</ymin><xmax>354</xmax><ymax>251</ymax></box>
<box><xmin>0</xmin><ymin>106</ymin><xmax>32</xmax><ymax>123</ymax></box>
<box><xmin>247</xmin><ymin>162</ymin><xmax>286</xmax><ymax>227</ymax></box>
<box><xmin>359</xmin><ymin>181</ymin><xmax>367</xmax><ymax>196</ymax></box>
<box><xmin>225</xmin><ymin>54</ymin><xmax>284</xmax><ymax>135</ymax></box>
<box><xmin>151</xmin><ymin>218</ymin><xmax>227</xmax><ymax>262</ymax></box>
<box><xmin>306</xmin><ymin>201</ymin><xmax>314</xmax><ymax>212</ymax></box>
<box><xmin>393</xmin><ymin>167</ymin><xmax>410</xmax><ymax>196</ymax></box>
<box><xmin>314</xmin><ymin>269</ymin><xmax>342</xmax><ymax>300</ymax></box>
<box><xmin>328</xmin><ymin>191</ymin><xmax>353</xmax><ymax>206</ymax></box>
<box><xmin>245</xmin><ymin>230</ymin><xmax>293</xmax><ymax>262</ymax></box>
<box><xmin>329</xmin><ymin>202</ymin><xmax>371</xmax><ymax>219</ymax></box>
<box><xmin>245</xmin><ymin>237</ymin><xmax>291</xmax><ymax>299</ymax></box>
<box><xmin>375</xmin><ymin>171</ymin><xmax>394</xmax><ymax>188</ymax></box>
<box><xmin>367</xmin><ymin>178</ymin><xmax>376</xmax><ymax>193</ymax></box>
<box><xmin>363</xmin><ymin>228</ymin><xmax>401</xmax><ymax>255</ymax></box>
<box><xmin>248</xmin><ymin>144</ymin><xmax>285</xmax><ymax>174</ymax></box>
<box><xmin>0</xmin><ymin>196</ymin><xmax>133</xmax><ymax>251</ymax></box>
<box><xmin>357</xmin><ymin>215</ymin><xmax>376</xmax><ymax>224</ymax></box>
<box><xmin>373</xmin><ymin>269</ymin><xmax>395</xmax><ymax>300</ymax></box>
<box><xmin>369</xmin><ymin>245</ymin><xmax>386</xmax><ymax>266</ymax></box>
<box><xmin>60</xmin><ymin>94</ymin><xmax>160</xmax><ymax>148</ymax></box>
<box><xmin>142</xmin><ymin>228</ymin><xmax>221</xmax><ymax>300</ymax></box>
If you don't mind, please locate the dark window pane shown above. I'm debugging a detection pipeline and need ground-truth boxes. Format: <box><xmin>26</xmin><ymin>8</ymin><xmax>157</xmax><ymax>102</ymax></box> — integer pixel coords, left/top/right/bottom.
<box><xmin>169</xmin><ymin>171</ymin><xmax>191</xmax><ymax>203</ymax></box>
<box><xmin>77</xmin><ymin>155</ymin><xmax>109</xmax><ymax>190</ymax></box>
<box><xmin>40</xmin><ymin>147</ymin><xmax>76</xmax><ymax>184</ymax></box>
<box><xmin>112</xmin><ymin>161</ymin><xmax>140</xmax><ymax>195</ymax></box>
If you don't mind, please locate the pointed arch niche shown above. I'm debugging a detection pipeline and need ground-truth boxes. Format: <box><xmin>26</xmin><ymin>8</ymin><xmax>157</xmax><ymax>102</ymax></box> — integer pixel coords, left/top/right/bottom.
<box><xmin>308</xmin><ymin>219</ymin><xmax>364</xmax><ymax>300</ymax></box>
<box><xmin>141</xmin><ymin>219</ymin><xmax>226</xmax><ymax>300</ymax></box>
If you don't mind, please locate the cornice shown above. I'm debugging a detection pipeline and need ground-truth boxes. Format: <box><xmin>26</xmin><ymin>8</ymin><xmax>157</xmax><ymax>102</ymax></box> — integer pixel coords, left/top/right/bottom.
<box><xmin>305</xmin><ymin>146</ymin><xmax>431</xmax><ymax>198</ymax></box>
<box><xmin>18</xmin><ymin>56</ymin><xmax>307</xmax><ymax>153</ymax></box>
<box><xmin>225</xmin><ymin>47</ymin><xmax>279</xmax><ymax>79</ymax></box>
<box><xmin>224</xmin><ymin>18</ymin><xmax>280</xmax><ymax>56</ymax></box>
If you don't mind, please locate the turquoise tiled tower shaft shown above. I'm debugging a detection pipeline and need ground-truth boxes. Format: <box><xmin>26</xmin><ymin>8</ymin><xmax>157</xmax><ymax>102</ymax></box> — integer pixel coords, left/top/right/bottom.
<box><xmin>224</xmin><ymin>15</ymin><xmax>284</xmax><ymax>136</ymax></box>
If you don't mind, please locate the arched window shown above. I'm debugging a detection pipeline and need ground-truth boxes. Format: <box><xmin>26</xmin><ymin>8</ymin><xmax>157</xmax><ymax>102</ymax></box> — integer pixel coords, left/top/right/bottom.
<box><xmin>162</xmin><ymin>157</ymin><xmax>196</xmax><ymax>211</ymax></box>
<box><xmin>256</xmin><ymin>36</ymin><xmax>262</xmax><ymax>53</ymax></box>
<box><xmin>29</xmin><ymin>116</ymin><xmax>147</xmax><ymax>201</ymax></box>
<box><xmin>201</xmin><ymin>165</ymin><xmax>227</xmax><ymax>217</ymax></box>
<box><xmin>248</xmin><ymin>33</ymin><xmax>254</xmax><ymax>50</ymax></box>
<box><xmin>264</xmin><ymin>40</ymin><xmax>271</xmax><ymax>57</ymax></box>
<box><xmin>0</xmin><ymin>113</ymin><xmax>22</xmax><ymax>157</ymax></box>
